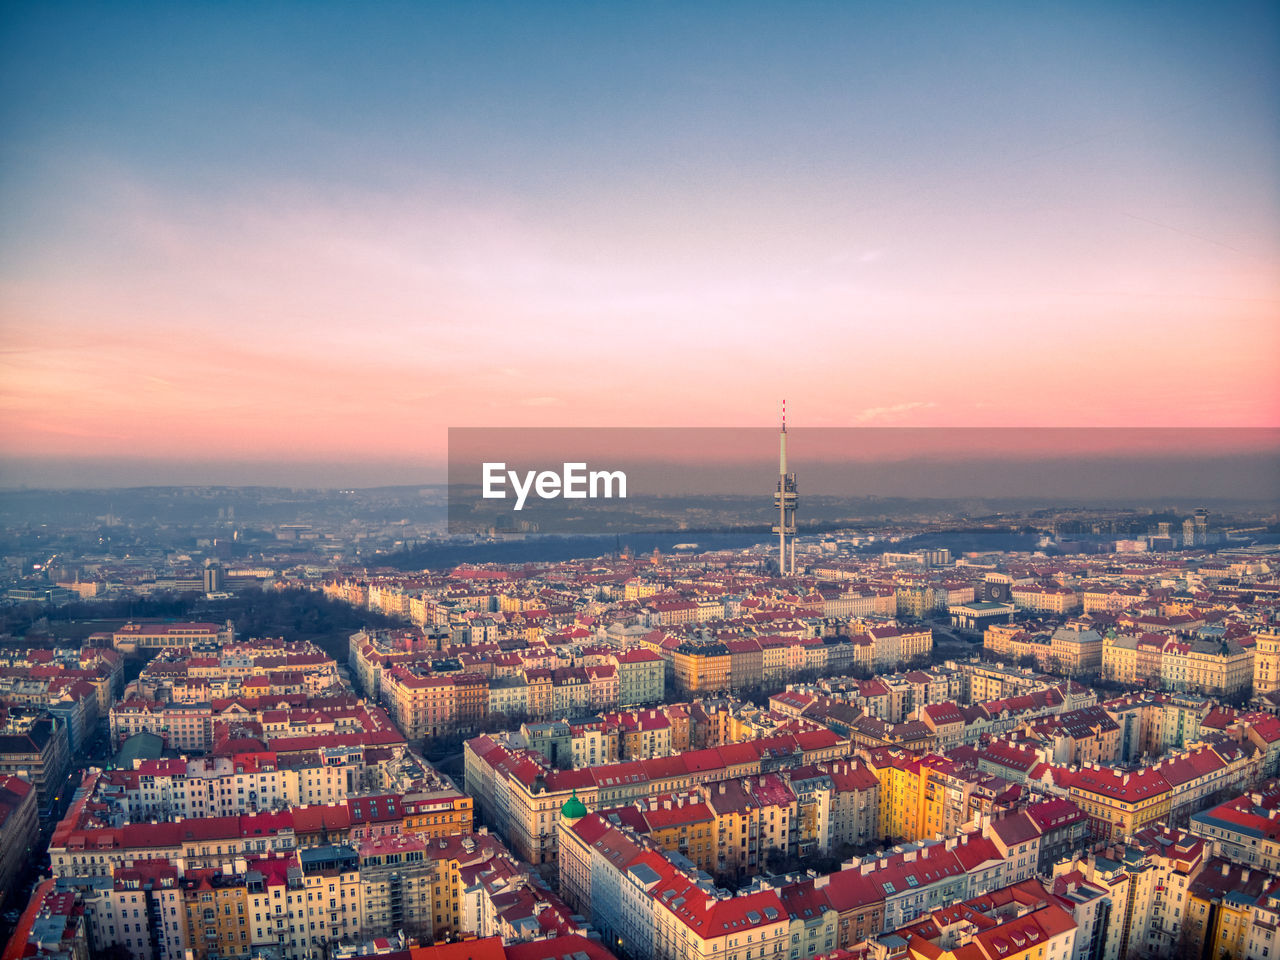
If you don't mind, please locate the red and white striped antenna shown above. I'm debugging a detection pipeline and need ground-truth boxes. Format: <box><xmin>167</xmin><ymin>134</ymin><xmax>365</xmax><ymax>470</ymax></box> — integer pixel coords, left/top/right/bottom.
<box><xmin>782</xmin><ymin>399</ymin><xmax>786</xmax><ymax>433</ymax></box>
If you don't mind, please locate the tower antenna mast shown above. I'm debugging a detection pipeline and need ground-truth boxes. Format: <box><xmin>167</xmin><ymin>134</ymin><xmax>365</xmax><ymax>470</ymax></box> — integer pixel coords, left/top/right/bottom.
<box><xmin>773</xmin><ymin>401</ymin><xmax>799</xmax><ymax>576</ymax></box>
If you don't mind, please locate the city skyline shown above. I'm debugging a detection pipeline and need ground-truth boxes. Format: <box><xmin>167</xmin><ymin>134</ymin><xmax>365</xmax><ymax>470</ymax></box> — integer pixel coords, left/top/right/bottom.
<box><xmin>2</xmin><ymin>2</ymin><xmax>1278</xmax><ymax>487</ymax></box>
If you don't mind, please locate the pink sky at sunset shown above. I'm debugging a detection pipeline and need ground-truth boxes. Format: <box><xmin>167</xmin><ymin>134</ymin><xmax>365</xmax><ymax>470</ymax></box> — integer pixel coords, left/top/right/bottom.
<box><xmin>1</xmin><ymin>4</ymin><xmax>1277</xmax><ymax>486</ymax></box>
<box><xmin>4</xmin><ymin>171</ymin><xmax>1276</xmax><ymax>465</ymax></box>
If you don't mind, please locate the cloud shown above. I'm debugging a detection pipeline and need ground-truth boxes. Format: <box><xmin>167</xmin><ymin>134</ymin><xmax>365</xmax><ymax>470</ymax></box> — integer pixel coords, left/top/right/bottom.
<box><xmin>855</xmin><ymin>401</ymin><xmax>936</xmax><ymax>423</ymax></box>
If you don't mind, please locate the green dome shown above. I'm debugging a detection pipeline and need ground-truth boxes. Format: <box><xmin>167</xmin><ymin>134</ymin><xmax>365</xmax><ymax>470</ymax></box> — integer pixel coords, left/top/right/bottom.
<box><xmin>561</xmin><ymin>788</ymin><xmax>587</xmax><ymax>820</ymax></box>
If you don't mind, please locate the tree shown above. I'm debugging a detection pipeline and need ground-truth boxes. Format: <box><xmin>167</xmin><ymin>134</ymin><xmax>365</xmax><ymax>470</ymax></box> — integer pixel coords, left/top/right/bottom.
<box><xmin>764</xmin><ymin>847</ymin><xmax>790</xmax><ymax>875</ymax></box>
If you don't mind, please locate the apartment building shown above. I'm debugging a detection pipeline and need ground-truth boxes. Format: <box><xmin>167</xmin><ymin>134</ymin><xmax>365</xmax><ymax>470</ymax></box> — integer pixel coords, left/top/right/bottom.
<box><xmin>465</xmin><ymin>728</ymin><xmax>846</xmax><ymax>864</ymax></box>
<box><xmin>112</xmin><ymin>621</ymin><xmax>234</xmax><ymax>654</ymax></box>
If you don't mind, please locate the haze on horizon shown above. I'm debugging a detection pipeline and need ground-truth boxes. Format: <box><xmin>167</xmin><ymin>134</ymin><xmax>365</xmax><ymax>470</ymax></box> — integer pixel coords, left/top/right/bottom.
<box><xmin>6</xmin><ymin>429</ymin><xmax>1279</xmax><ymax>501</ymax></box>
<box><xmin>2</xmin><ymin>1</ymin><xmax>1278</xmax><ymax>489</ymax></box>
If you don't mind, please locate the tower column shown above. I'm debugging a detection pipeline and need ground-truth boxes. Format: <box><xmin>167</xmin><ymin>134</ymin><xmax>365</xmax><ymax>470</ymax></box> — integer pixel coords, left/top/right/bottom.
<box><xmin>773</xmin><ymin>402</ymin><xmax>799</xmax><ymax>576</ymax></box>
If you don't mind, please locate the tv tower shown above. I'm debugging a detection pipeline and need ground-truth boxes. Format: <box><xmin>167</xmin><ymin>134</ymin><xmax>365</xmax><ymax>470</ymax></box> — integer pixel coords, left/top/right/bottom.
<box><xmin>773</xmin><ymin>401</ymin><xmax>799</xmax><ymax>576</ymax></box>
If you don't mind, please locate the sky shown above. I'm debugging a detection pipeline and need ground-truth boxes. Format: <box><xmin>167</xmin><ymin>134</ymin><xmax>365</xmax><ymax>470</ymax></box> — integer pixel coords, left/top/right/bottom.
<box><xmin>1</xmin><ymin>1</ymin><xmax>1278</xmax><ymax>487</ymax></box>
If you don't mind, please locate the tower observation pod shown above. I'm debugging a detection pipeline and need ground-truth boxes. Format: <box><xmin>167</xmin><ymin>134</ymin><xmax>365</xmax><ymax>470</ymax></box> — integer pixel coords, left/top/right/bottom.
<box><xmin>773</xmin><ymin>402</ymin><xmax>799</xmax><ymax>576</ymax></box>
